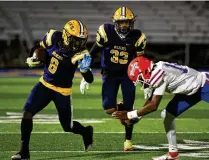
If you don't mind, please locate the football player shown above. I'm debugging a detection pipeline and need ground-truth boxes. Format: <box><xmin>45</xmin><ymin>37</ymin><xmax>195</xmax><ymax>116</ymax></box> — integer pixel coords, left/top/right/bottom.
<box><xmin>11</xmin><ymin>20</ymin><xmax>94</xmax><ymax>160</ymax></box>
<box><xmin>80</xmin><ymin>7</ymin><xmax>147</xmax><ymax>151</ymax></box>
<box><xmin>113</xmin><ymin>56</ymin><xmax>209</xmax><ymax>160</ymax></box>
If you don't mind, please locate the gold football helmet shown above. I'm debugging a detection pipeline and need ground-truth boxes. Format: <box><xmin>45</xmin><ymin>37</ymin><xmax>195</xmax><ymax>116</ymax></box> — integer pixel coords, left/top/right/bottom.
<box><xmin>62</xmin><ymin>20</ymin><xmax>88</xmax><ymax>51</ymax></box>
<box><xmin>112</xmin><ymin>7</ymin><xmax>136</xmax><ymax>38</ymax></box>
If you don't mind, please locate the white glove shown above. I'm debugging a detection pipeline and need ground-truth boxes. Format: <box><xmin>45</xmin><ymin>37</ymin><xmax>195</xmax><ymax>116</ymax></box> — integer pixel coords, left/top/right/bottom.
<box><xmin>26</xmin><ymin>57</ymin><xmax>41</xmax><ymax>68</ymax></box>
<box><xmin>80</xmin><ymin>78</ymin><xmax>89</xmax><ymax>94</ymax></box>
<box><xmin>144</xmin><ymin>87</ymin><xmax>153</xmax><ymax>99</ymax></box>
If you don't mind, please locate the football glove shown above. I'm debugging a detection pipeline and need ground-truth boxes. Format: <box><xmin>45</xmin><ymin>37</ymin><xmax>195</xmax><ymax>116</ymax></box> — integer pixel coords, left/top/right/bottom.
<box><xmin>26</xmin><ymin>57</ymin><xmax>41</xmax><ymax>68</ymax></box>
<box><xmin>80</xmin><ymin>78</ymin><xmax>90</xmax><ymax>95</ymax></box>
<box><xmin>78</xmin><ymin>54</ymin><xmax>92</xmax><ymax>73</ymax></box>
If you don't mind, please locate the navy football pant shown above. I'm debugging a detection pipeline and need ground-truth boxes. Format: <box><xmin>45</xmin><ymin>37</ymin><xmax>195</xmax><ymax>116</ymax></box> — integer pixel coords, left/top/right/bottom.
<box><xmin>24</xmin><ymin>82</ymin><xmax>73</xmax><ymax>131</ymax></box>
<box><xmin>102</xmin><ymin>75</ymin><xmax>136</xmax><ymax>111</ymax></box>
<box><xmin>166</xmin><ymin>78</ymin><xmax>209</xmax><ymax>117</ymax></box>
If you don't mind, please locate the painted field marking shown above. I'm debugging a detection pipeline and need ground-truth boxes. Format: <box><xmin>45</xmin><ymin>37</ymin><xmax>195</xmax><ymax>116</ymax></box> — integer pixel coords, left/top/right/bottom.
<box><xmin>4</xmin><ymin>150</ymin><xmax>156</xmax><ymax>153</ymax></box>
<box><xmin>1</xmin><ymin>112</ymin><xmax>207</xmax><ymax>124</ymax></box>
<box><xmin>133</xmin><ymin>140</ymin><xmax>209</xmax><ymax>158</ymax></box>
<box><xmin>0</xmin><ymin>131</ymin><xmax>208</xmax><ymax>134</ymax></box>
<box><xmin>2</xmin><ymin>150</ymin><xmax>209</xmax><ymax>158</ymax></box>
<box><xmin>183</xmin><ymin>139</ymin><xmax>209</xmax><ymax>144</ymax></box>
<box><xmin>0</xmin><ymin>112</ymin><xmax>104</xmax><ymax>124</ymax></box>
<box><xmin>0</xmin><ymin>119</ymin><xmax>104</xmax><ymax>124</ymax></box>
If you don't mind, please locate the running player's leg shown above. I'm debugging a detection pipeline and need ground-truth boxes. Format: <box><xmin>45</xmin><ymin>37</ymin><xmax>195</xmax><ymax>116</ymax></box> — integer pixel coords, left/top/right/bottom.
<box><xmin>121</xmin><ymin>76</ymin><xmax>136</xmax><ymax>151</ymax></box>
<box><xmin>53</xmin><ymin>92</ymin><xmax>93</xmax><ymax>151</ymax></box>
<box><xmin>11</xmin><ymin>82</ymin><xmax>52</xmax><ymax>160</ymax></box>
<box><xmin>154</xmin><ymin>93</ymin><xmax>201</xmax><ymax>160</ymax></box>
<box><xmin>102</xmin><ymin>77</ymin><xmax>119</xmax><ymax>114</ymax></box>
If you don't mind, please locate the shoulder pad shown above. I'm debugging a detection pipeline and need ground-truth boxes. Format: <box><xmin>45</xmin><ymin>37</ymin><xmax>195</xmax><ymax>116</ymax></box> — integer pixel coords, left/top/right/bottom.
<box><xmin>46</xmin><ymin>29</ymin><xmax>57</xmax><ymax>47</ymax></box>
<box><xmin>97</xmin><ymin>25</ymin><xmax>108</xmax><ymax>43</ymax></box>
<box><xmin>40</xmin><ymin>29</ymin><xmax>60</xmax><ymax>48</ymax></box>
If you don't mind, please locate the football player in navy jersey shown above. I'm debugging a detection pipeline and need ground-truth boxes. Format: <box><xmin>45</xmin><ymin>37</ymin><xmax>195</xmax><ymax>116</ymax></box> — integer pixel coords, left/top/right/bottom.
<box><xmin>80</xmin><ymin>7</ymin><xmax>147</xmax><ymax>151</ymax></box>
<box><xmin>11</xmin><ymin>20</ymin><xmax>94</xmax><ymax>160</ymax></box>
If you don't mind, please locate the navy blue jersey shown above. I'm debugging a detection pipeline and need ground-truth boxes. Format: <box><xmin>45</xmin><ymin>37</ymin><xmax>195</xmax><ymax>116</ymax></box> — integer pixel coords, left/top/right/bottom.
<box><xmin>39</xmin><ymin>29</ymin><xmax>88</xmax><ymax>95</ymax></box>
<box><xmin>96</xmin><ymin>24</ymin><xmax>146</xmax><ymax>76</ymax></box>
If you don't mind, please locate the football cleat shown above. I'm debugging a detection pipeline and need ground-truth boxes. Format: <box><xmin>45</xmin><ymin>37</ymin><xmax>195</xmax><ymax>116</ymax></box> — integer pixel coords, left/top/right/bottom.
<box><xmin>152</xmin><ymin>152</ymin><xmax>179</xmax><ymax>160</ymax></box>
<box><xmin>82</xmin><ymin>125</ymin><xmax>93</xmax><ymax>151</ymax></box>
<box><xmin>11</xmin><ymin>152</ymin><xmax>30</xmax><ymax>160</ymax></box>
<box><xmin>124</xmin><ymin>140</ymin><xmax>133</xmax><ymax>151</ymax></box>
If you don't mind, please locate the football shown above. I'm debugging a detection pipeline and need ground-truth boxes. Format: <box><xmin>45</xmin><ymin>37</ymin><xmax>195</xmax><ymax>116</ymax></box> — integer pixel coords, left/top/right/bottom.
<box><xmin>33</xmin><ymin>48</ymin><xmax>47</xmax><ymax>63</ymax></box>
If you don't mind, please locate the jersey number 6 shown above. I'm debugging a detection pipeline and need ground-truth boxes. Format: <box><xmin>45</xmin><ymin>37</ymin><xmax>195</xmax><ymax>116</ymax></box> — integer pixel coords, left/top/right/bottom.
<box><xmin>48</xmin><ymin>57</ymin><xmax>59</xmax><ymax>74</ymax></box>
<box><xmin>110</xmin><ymin>49</ymin><xmax>128</xmax><ymax>64</ymax></box>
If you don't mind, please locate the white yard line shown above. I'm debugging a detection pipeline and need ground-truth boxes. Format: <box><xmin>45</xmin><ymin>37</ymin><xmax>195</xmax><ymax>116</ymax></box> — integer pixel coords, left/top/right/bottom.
<box><xmin>0</xmin><ymin>150</ymin><xmax>159</xmax><ymax>153</ymax></box>
<box><xmin>2</xmin><ymin>151</ymin><xmax>209</xmax><ymax>159</ymax></box>
<box><xmin>0</xmin><ymin>119</ymin><xmax>105</xmax><ymax>124</ymax></box>
<box><xmin>0</xmin><ymin>131</ymin><xmax>208</xmax><ymax>134</ymax></box>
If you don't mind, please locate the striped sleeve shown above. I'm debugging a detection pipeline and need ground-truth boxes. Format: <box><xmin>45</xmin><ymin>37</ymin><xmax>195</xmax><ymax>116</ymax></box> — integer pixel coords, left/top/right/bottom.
<box><xmin>149</xmin><ymin>69</ymin><xmax>165</xmax><ymax>88</ymax></box>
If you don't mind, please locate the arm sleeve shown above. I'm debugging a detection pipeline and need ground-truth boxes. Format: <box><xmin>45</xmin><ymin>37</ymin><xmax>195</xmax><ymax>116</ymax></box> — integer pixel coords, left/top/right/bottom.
<box><xmin>89</xmin><ymin>42</ymin><xmax>103</xmax><ymax>56</ymax></box>
<box><xmin>81</xmin><ymin>69</ymin><xmax>94</xmax><ymax>83</ymax></box>
<box><xmin>135</xmin><ymin>32</ymin><xmax>146</xmax><ymax>56</ymax></box>
<box><xmin>89</xmin><ymin>24</ymin><xmax>107</xmax><ymax>60</ymax></box>
<box><xmin>149</xmin><ymin>69</ymin><xmax>165</xmax><ymax>88</ymax></box>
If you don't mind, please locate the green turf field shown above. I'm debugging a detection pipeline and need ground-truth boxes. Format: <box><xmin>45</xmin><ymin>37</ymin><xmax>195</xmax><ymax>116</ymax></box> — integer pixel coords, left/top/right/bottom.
<box><xmin>0</xmin><ymin>77</ymin><xmax>209</xmax><ymax>160</ymax></box>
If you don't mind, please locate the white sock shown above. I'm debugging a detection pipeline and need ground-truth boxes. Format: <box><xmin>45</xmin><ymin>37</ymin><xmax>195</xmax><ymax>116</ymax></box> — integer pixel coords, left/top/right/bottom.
<box><xmin>161</xmin><ymin>109</ymin><xmax>178</xmax><ymax>153</ymax></box>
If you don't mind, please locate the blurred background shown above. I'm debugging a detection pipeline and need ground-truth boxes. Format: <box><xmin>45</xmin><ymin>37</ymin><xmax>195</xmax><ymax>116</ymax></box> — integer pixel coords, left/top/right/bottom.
<box><xmin>0</xmin><ymin>1</ymin><xmax>209</xmax><ymax>69</ymax></box>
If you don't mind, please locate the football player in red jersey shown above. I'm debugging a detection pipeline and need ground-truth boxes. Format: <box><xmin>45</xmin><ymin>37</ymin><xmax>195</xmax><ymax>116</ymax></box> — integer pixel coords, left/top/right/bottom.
<box><xmin>113</xmin><ymin>56</ymin><xmax>209</xmax><ymax>160</ymax></box>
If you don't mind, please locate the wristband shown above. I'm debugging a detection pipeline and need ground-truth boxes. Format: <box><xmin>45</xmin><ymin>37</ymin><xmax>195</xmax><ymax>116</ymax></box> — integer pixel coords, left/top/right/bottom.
<box><xmin>127</xmin><ymin>110</ymin><xmax>138</xmax><ymax>120</ymax></box>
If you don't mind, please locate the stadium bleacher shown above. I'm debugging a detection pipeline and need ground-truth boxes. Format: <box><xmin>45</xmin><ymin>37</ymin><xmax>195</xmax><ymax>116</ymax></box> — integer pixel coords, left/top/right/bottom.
<box><xmin>0</xmin><ymin>1</ymin><xmax>209</xmax><ymax>68</ymax></box>
<box><xmin>0</xmin><ymin>1</ymin><xmax>209</xmax><ymax>43</ymax></box>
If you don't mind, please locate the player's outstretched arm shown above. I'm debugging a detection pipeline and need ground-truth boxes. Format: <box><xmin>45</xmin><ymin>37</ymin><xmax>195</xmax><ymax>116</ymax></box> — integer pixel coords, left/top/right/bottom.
<box><xmin>80</xmin><ymin>69</ymin><xmax>94</xmax><ymax>94</ymax></box>
<box><xmin>81</xmin><ymin>70</ymin><xmax>94</xmax><ymax>84</ymax></box>
<box><xmin>80</xmin><ymin>77</ymin><xmax>89</xmax><ymax>94</ymax></box>
<box><xmin>79</xmin><ymin>54</ymin><xmax>94</xmax><ymax>83</ymax></box>
<box><xmin>78</xmin><ymin>54</ymin><xmax>94</xmax><ymax>95</ymax></box>
<box><xmin>112</xmin><ymin>95</ymin><xmax>163</xmax><ymax>120</ymax></box>
<box><xmin>89</xmin><ymin>42</ymin><xmax>102</xmax><ymax>56</ymax></box>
